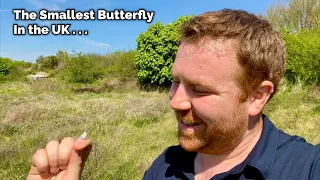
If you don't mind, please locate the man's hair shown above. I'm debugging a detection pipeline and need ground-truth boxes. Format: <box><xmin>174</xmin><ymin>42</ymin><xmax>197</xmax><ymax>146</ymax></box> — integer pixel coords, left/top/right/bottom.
<box><xmin>180</xmin><ymin>9</ymin><xmax>286</xmax><ymax>102</ymax></box>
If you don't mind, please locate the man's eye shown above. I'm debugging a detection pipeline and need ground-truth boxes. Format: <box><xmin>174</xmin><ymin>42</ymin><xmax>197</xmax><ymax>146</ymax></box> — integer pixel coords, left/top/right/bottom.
<box><xmin>194</xmin><ymin>88</ymin><xmax>209</xmax><ymax>95</ymax></box>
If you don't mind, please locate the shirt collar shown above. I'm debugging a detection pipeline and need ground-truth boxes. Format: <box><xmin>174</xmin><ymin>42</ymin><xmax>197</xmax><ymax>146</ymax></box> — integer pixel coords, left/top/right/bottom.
<box><xmin>245</xmin><ymin>114</ymin><xmax>279</xmax><ymax>178</ymax></box>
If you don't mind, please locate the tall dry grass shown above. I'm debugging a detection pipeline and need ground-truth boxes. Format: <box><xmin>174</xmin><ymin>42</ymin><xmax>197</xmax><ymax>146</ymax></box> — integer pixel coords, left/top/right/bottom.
<box><xmin>0</xmin><ymin>79</ymin><xmax>176</xmax><ymax>179</ymax></box>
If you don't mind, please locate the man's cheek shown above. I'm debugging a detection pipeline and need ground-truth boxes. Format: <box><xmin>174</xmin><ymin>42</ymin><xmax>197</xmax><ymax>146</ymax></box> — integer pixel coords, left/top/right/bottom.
<box><xmin>192</xmin><ymin>99</ymin><xmax>225</xmax><ymax>120</ymax></box>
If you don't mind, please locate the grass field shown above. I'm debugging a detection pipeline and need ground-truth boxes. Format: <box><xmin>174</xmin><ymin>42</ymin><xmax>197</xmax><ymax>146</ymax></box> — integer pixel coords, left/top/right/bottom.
<box><xmin>0</xmin><ymin>78</ymin><xmax>319</xmax><ymax>179</ymax></box>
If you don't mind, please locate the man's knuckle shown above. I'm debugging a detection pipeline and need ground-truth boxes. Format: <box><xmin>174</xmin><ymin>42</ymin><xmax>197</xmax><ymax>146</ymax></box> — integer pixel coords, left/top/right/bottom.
<box><xmin>46</xmin><ymin>140</ymin><xmax>59</xmax><ymax>147</ymax></box>
<box><xmin>32</xmin><ymin>149</ymin><xmax>45</xmax><ymax>161</ymax></box>
<box><xmin>62</xmin><ymin>137</ymin><xmax>74</xmax><ymax>142</ymax></box>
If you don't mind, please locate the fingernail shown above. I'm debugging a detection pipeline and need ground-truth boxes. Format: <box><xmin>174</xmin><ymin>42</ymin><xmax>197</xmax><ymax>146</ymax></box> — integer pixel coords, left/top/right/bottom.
<box><xmin>50</xmin><ymin>167</ymin><xmax>59</xmax><ymax>173</ymax></box>
<box><xmin>79</xmin><ymin>132</ymin><xmax>87</xmax><ymax>140</ymax></box>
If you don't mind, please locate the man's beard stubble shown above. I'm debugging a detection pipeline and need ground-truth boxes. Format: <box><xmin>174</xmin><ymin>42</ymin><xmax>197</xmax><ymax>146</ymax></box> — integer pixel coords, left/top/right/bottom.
<box><xmin>177</xmin><ymin>105</ymin><xmax>248</xmax><ymax>154</ymax></box>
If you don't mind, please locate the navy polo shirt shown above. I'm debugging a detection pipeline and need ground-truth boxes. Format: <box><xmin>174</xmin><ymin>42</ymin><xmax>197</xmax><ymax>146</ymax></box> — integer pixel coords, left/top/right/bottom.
<box><xmin>143</xmin><ymin>115</ymin><xmax>320</xmax><ymax>179</ymax></box>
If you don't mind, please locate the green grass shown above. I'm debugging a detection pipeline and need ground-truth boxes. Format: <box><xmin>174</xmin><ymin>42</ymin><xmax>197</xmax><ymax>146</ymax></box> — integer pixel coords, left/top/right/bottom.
<box><xmin>0</xmin><ymin>79</ymin><xmax>177</xmax><ymax>180</ymax></box>
<box><xmin>264</xmin><ymin>79</ymin><xmax>320</xmax><ymax>144</ymax></box>
<box><xmin>0</xmin><ymin>79</ymin><xmax>319</xmax><ymax>179</ymax></box>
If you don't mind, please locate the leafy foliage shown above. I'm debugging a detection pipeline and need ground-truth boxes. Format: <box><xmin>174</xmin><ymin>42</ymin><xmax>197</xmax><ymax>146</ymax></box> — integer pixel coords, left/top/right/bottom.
<box><xmin>35</xmin><ymin>55</ymin><xmax>59</xmax><ymax>71</ymax></box>
<box><xmin>105</xmin><ymin>49</ymin><xmax>137</xmax><ymax>78</ymax></box>
<box><xmin>0</xmin><ymin>57</ymin><xmax>32</xmax><ymax>82</ymax></box>
<box><xmin>265</xmin><ymin>0</ymin><xmax>320</xmax><ymax>85</ymax></box>
<box><xmin>61</xmin><ymin>52</ymin><xmax>104</xmax><ymax>84</ymax></box>
<box><xmin>282</xmin><ymin>29</ymin><xmax>320</xmax><ymax>85</ymax></box>
<box><xmin>12</xmin><ymin>60</ymin><xmax>32</xmax><ymax>69</ymax></box>
<box><xmin>134</xmin><ymin>15</ymin><xmax>192</xmax><ymax>85</ymax></box>
<box><xmin>0</xmin><ymin>57</ymin><xmax>13</xmax><ymax>76</ymax></box>
<box><xmin>32</xmin><ymin>50</ymin><xmax>69</xmax><ymax>76</ymax></box>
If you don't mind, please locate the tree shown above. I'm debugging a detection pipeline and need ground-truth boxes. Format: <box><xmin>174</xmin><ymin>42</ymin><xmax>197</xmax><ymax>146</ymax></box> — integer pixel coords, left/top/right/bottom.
<box><xmin>266</xmin><ymin>0</ymin><xmax>320</xmax><ymax>85</ymax></box>
<box><xmin>134</xmin><ymin>15</ymin><xmax>192</xmax><ymax>86</ymax></box>
<box><xmin>266</xmin><ymin>0</ymin><xmax>320</xmax><ymax>32</ymax></box>
<box><xmin>282</xmin><ymin>29</ymin><xmax>320</xmax><ymax>85</ymax></box>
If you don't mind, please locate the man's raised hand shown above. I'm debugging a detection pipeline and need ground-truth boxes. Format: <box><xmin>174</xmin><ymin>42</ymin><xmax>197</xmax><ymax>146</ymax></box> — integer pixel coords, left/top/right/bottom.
<box><xmin>27</xmin><ymin>134</ymin><xmax>92</xmax><ymax>180</ymax></box>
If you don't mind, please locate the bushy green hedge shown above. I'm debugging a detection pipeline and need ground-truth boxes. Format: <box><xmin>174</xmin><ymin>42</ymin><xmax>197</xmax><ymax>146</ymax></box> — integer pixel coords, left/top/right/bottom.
<box><xmin>0</xmin><ymin>57</ymin><xmax>31</xmax><ymax>82</ymax></box>
<box><xmin>282</xmin><ymin>30</ymin><xmax>320</xmax><ymax>85</ymax></box>
<box><xmin>61</xmin><ymin>52</ymin><xmax>104</xmax><ymax>84</ymax></box>
<box><xmin>32</xmin><ymin>50</ymin><xmax>68</xmax><ymax>76</ymax></box>
<box><xmin>134</xmin><ymin>15</ymin><xmax>192</xmax><ymax>85</ymax></box>
<box><xmin>104</xmin><ymin>49</ymin><xmax>136</xmax><ymax>78</ymax></box>
<box><xmin>35</xmin><ymin>55</ymin><xmax>59</xmax><ymax>71</ymax></box>
<box><xmin>0</xmin><ymin>57</ymin><xmax>13</xmax><ymax>76</ymax></box>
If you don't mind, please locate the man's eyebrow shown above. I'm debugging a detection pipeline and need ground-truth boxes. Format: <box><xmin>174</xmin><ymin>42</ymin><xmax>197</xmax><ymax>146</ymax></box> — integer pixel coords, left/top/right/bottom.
<box><xmin>171</xmin><ymin>68</ymin><xmax>218</xmax><ymax>91</ymax></box>
<box><xmin>187</xmin><ymin>77</ymin><xmax>220</xmax><ymax>92</ymax></box>
<box><xmin>189</xmin><ymin>79</ymin><xmax>208</xmax><ymax>87</ymax></box>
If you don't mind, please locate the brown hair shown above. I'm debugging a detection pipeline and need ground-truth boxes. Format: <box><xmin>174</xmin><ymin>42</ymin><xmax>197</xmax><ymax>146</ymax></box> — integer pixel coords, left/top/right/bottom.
<box><xmin>180</xmin><ymin>9</ymin><xmax>286</xmax><ymax>101</ymax></box>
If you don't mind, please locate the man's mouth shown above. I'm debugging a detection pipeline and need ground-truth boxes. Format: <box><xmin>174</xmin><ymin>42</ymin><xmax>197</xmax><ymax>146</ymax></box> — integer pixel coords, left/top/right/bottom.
<box><xmin>180</xmin><ymin>119</ymin><xmax>201</xmax><ymax>127</ymax></box>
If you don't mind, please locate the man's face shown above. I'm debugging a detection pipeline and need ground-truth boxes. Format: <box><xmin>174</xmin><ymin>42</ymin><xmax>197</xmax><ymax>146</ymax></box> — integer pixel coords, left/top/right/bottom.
<box><xmin>169</xmin><ymin>38</ymin><xmax>250</xmax><ymax>154</ymax></box>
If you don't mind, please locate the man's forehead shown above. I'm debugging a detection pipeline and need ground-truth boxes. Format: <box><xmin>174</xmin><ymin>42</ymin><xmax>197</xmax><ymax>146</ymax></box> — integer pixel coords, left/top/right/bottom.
<box><xmin>172</xmin><ymin>38</ymin><xmax>241</xmax><ymax>85</ymax></box>
<box><xmin>178</xmin><ymin>38</ymin><xmax>239</xmax><ymax>58</ymax></box>
<box><xmin>173</xmin><ymin>38</ymin><xmax>240</xmax><ymax>72</ymax></box>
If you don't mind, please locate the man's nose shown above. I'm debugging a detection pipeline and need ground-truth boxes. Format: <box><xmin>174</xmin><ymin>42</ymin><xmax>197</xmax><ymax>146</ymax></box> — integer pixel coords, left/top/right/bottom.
<box><xmin>169</xmin><ymin>83</ymin><xmax>192</xmax><ymax>111</ymax></box>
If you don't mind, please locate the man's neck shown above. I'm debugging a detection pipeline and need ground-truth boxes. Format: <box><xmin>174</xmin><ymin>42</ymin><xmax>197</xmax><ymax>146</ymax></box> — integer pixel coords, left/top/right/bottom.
<box><xmin>194</xmin><ymin>117</ymin><xmax>264</xmax><ymax>179</ymax></box>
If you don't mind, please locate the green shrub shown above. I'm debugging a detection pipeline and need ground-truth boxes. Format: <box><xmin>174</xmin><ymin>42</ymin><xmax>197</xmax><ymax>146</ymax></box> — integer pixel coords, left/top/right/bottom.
<box><xmin>282</xmin><ymin>29</ymin><xmax>320</xmax><ymax>85</ymax></box>
<box><xmin>0</xmin><ymin>74</ymin><xmax>9</xmax><ymax>82</ymax></box>
<box><xmin>0</xmin><ymin>57</ymin><xmax>13</xmax><ymax>76</ymax></box>
<box><xmin>33</xmin><ymin>50</ymin><xmax>69</xmax><ymax>73</ymax></box>
<box><xmin>34</xmin><ymin>55</ymin><xmax>59</xmax><ymax>71</ymax></box>
<box><xmin>8</xmin><ymin>65</ymin><xmax>27</xmax><ymax>81</ymax></box>
<box><xmin>0</xmin><ymin>58</ymin><xmax>31</xmax><ymax>82</ymax></box>
<box><xmin>134</xmin><ymin>15</ymin><xmax>192</xmax><ymax>86</ymax></box>
<box><xmin>105</xmin><ymin>50</ymin><xmax>136</xmax><ymax>78</ymax></box>
<box><xmin>83</xmin><ymin>53</ymin><xmax>113</xmax><ymax>69</ymax></box>
<box><xmin>61</xmin><ymin>52</ymin><xmax>104</xmax><ymax>84</ymax></box>
<box><xmin>12</xmin><ymin>60</ymin><xmax>32</xmax><ymax>69</ymax></box>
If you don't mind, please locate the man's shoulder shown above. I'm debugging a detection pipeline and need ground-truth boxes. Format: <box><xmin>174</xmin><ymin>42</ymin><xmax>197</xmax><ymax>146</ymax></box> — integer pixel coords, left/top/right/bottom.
<box><xmin>277</xmin><ymin>129</ymin><xmax>320</xmax><ymax>157</ymax></box>
<box><xmin>262</xmin><ymin>115</ymin><xmax>320</xmax><ymax>160</ymax></box>
<box><xmin>247</xmin><ymin>115</ymin><xmax>320</xmax><ymax>179</ymax></box>
<box><xmin>270</xmin><ymin>129</ymin><xmax>320</xmax><ymax>179</ymax></box>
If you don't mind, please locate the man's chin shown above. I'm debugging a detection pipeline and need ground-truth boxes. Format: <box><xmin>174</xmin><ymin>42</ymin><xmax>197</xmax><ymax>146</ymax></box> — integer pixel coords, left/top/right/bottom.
<box><xmin>178</xmin><ymin>134</ymin><xmax>206</xmax><ymax>152</ymax></box>
<box><xmin>178</xmin><ymin>132</ymin><xmax>224</xmax><ymax>154</ymax></box>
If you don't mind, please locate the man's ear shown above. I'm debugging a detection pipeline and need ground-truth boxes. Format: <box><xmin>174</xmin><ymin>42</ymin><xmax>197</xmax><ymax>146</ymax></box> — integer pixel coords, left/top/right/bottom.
<box><xmin>248</xmin><ymin>81</ymin><xmax>274</xmax><ymax>116</ymax></box>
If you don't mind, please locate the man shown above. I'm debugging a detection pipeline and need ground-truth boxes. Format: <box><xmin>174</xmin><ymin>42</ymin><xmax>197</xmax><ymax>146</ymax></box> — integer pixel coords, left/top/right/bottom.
<box><xmin>28</xmin><ymin>9</ymin><xmax>320</xmax><ymax>180</ymax></box>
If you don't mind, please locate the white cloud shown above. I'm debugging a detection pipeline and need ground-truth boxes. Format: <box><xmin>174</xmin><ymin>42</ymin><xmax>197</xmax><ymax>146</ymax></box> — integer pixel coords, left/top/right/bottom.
<box><xmin>73</xmin><ymin>36</ymin><xmax>110</xmax><ymax>48</ymax></box>
<box><xmin>26</xmin><ymin>0</ymin><xmax>60</xmax><ymax>10</ymax></box>
<box><xmin>97</xmin><ymin>42</ymin><xmax>109</xmax><ymax>47</ymax></box>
